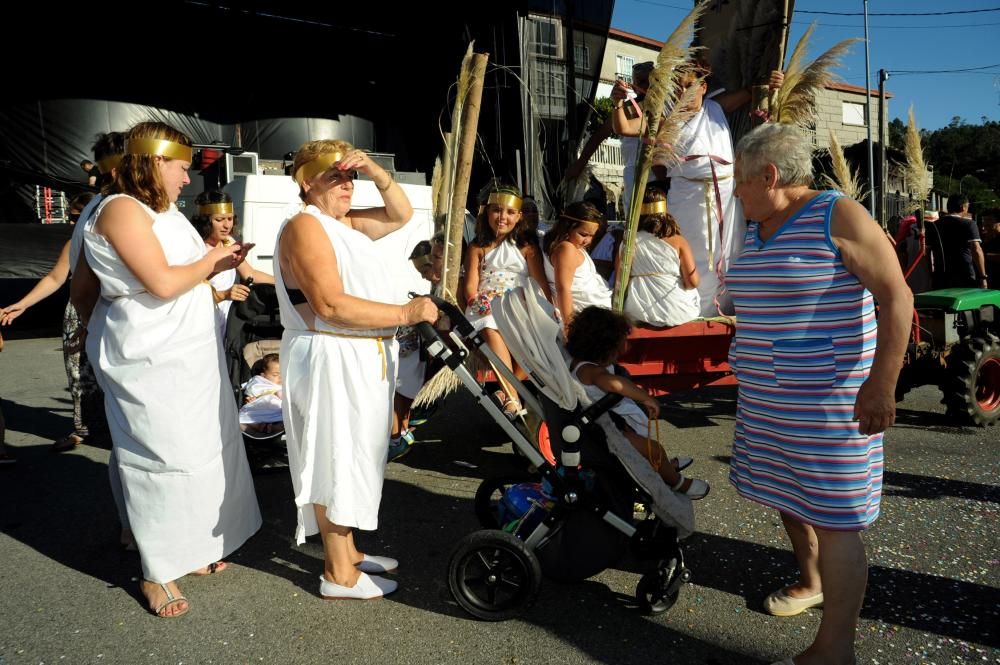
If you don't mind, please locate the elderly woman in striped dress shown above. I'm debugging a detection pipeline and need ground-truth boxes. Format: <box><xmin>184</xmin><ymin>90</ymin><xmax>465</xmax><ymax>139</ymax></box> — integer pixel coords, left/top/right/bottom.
<box><xmin>726</xmin><ymin>123</ymin><xmax>912</xmax><ymax>665</ymax></box>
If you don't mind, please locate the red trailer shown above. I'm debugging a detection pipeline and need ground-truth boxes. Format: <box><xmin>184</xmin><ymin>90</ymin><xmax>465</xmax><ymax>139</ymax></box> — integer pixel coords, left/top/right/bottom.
<box><xmin>618</xmin><ymin>319</ymin><xmax>736</xmax><ymax>396</ymax></box>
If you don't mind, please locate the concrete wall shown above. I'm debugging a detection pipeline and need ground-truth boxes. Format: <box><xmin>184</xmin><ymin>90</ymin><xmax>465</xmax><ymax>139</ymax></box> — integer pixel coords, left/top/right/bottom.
<box><xmin>812</xmin><ymin>85</ymin><xmax>889</xmax><ymax>151</ymax></box>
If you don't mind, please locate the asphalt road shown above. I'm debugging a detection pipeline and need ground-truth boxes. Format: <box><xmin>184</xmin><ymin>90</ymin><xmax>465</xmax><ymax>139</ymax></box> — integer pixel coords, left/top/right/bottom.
<box><xmin>0</xmin><ymin>337</ymin><xmax>997</xmax><ymax>665</ymax></box>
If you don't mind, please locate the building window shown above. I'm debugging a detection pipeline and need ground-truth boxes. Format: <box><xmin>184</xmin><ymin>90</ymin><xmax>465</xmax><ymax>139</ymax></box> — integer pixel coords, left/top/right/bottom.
<box><xmin>615</xmin><ymin>54</ymin><xmax>634</xmax><ymax>83</ymax></box>
<box><xmin>533</xmin><ymin>59</ymin><xmax>567</xmax><ymax>115</ymax></box>
<box><xmin>842</xmin><ymin>101</ymin><xmax>866</xmax><ymax>127</ymax></box>
<box><xmin>531</xmin><ymin>17</ymin><xmax>561</xmax><ymax>57</ymax></box>
<box><xmin>574</xmin><ymin>43</ymin><xmax>590</xmax><ymax>70</ymax></box>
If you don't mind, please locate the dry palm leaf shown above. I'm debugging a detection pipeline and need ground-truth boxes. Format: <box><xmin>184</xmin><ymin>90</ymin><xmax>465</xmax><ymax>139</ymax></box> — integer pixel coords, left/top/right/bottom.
<box><xmin>430</xmin><ymin>157</ymin><xmax>444</xmax><ymax>231</ymax></box>
<box><xmin>771</xmin><ymin>23</ymin><xmax>860</xmax><ymax>127</ymax></box>
<box><xmin>440</xmin><ymin>43</ymin><xmax>475</xmax><ymax>305</ymax></box>
<box><xmin>613</xmin><ymin>2</ymin><xmax>706</xmax><ymax>312</ymax></box>
<box><xmin>651</xmin><ymin>75</ymin><xmax>707</xmax><ymax>167</ymax></box>
<box><xmin>413</xmin><ymin>45</ymin><xmax>476</xmax><ymax>407</ymax></box>
<box><xmin>820</xmin><ymin>130</ymin><xmax>867</xmax><ymax>200</ymax></box>
<box><xmin>904</xmin><ymin>106</ymin><xmax>931</xmax><ymax>203</ymax></box>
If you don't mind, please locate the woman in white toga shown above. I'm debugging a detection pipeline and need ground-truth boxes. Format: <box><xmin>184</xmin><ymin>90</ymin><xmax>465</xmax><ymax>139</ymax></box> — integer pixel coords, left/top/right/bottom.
<box><xmin>274</xmin><ymin>139</ymin><xmax>437</xmax><ymax>600</ymax></box>
<box><xmin>71</xmin><ymin>121</ymin><xmax>261</xmax><ymax>618</ymax></box>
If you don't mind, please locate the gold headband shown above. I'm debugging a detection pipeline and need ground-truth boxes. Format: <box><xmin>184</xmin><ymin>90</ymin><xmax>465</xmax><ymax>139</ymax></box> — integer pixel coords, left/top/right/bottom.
<box><xmin>294</xmin><ymin>151</ymin><xmax>344</xmax><ymax>187</ymax></box>
<box><xmin>96</xmin><ymin>155</ymin><xmax>122</xmax><ymax>175</ymax></box>
<box><xmin>487</xmin><ymin>192</ymin><xmax>522</xmax><ymax>211</ymax></box>
<box><xmin>125</xmin><ymin>138</ymin><xmax>193</xmax><ymax>162</ymax></box>
<box><xmin>640</xmin><ymin>200</ymin><xmax>668</xmax><ymax>216</ymax></box>
<box><xmin>559</xmin><ymin>214</ymin><xmax>601</xmax><ymax>230</ymax></box>
<box><xmin>199</xmin><ymin>202</ymin><xmax>234</xmax><ymax>216</ymax></box>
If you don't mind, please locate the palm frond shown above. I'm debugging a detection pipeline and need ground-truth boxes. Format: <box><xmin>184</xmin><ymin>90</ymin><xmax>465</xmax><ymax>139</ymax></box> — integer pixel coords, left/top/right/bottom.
<box><xmin>613</xmin><ymin>1</ymin><xmax>705</xmax><ymax>312</ymax></box>
<box><xmin>820</xmin><ymin>130</ymin><xmax>866</xmax><ymax>200</ymax></box>
<box><xmin>430</xmin><ymin>157</ymin><xmax>444</xmax><ymax>232</ymax></box>
<box><xmin>772</xmin><ymin>29</ymin><xmax>860</xmax><ymax>127</ymax></box>
<box><xmin>651</xmin><ymin>76</ymin><xmax>705</xmax><ymax>167</ymax></box>
<box><xmin>643</xmin><ymin>2</ymin><xmax>706</xmax><ymax>123</ymax></box>
<box><xmin>441</xmin><ymin>43</ymin><xmax>476</xmax><ymax>306</ymax></box>
<box><xmin>904</xmin><ymin>106</ymin><xmax>931</xmax><ymax>202</ymax></box>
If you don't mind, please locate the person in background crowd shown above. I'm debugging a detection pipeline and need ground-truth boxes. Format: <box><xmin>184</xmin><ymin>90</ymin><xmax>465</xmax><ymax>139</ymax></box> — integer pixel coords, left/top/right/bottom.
<box><xmin>931</xmin><ymin>194</ymin><xmax>989</xmax><ymax>289</ymax></box>
<box><xmin>1</xmin><ymin>191</ymin><xmax>97</xmax><ymax>452</ymax></box>
<box><xmin>189</xmin><ymin>189</ymin><xmax>274</xmax><ymax>340</ymax></box>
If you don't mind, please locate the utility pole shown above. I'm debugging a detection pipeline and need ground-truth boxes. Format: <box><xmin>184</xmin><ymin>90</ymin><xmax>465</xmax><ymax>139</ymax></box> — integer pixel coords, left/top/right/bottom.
<box><xmin>864</xmin><ymin>0</ymin><xmax>875</xmax><ymax>218</ymax></box>
<box><xmin>877</xmin><ymin>69</ymin><xmax>889</xmax><ymax>229</ymax></box>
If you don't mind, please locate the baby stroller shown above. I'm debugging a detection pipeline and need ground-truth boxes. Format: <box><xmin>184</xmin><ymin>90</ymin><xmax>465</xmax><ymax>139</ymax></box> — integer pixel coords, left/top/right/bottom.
<box><xmin>412</xmin><ymin>287</ymin><xmax>696</xmax><ymax>622</ymax></box>
<box><xmin>224</xmin><ymin>283</ymin><xmax>287</xmax><ymax>471</ymax></box>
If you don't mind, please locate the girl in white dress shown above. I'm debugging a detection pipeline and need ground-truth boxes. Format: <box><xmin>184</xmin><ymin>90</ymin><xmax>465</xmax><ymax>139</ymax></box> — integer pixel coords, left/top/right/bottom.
<box><xmin>275</xmin><ymin>139</ymin><xmax>437</xmax><ymax>600</ymax></box>
<box><xmin>463</xmin><ymin>185</ymin><xmax>552</xmax><ymax>419</ymax></box>
<box><xmin>622</xmin><ymin>187</ymin><xmax>701</xmax><ymax>327</ymax></box>
<box><xmin>70</xmin><ymin>121</ymin><xmax>262</xmax><ymax>618</ymax></box>
<box><xmin>189</xmin><ymin>190</ymin><xmax>275</xmax><ymax>341</ymax></box>
<box><xmin>542</xmin><ymin>201</ymin><xmax>612</xmax><ymax>334</ymax></box>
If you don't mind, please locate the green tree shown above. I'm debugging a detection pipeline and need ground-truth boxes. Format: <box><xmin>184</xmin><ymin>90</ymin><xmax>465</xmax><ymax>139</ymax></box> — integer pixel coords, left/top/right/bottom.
<box><xmin>588</xmin><ymin>97</ymin><xmax>617</xmax><ymax>136</ymax></box>
<box><xmin>888</xmin><ymin>117</ymin><xmax>906</xmax><ymax>151</ymax></box>
<box><xmin>920</xmin><ymin>117</ymin><xmax>1000</xmax><ymax>210</ymax></box>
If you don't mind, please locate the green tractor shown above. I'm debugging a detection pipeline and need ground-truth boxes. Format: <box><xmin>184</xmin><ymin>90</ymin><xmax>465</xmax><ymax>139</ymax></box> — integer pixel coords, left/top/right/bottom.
<box><xmin>896</xmin><ymin>288</ymin><xmax>1000</xmax><ymax>426</ymax></box>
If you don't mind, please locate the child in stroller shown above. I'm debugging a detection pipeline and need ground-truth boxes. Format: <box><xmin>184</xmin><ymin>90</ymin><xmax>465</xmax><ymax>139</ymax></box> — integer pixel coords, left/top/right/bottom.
<box><xmin>566</xmin><ymin>306</ymin><xmax>709</xmax><ymax>499</ymax></box>
<box><xmin>239</xmin><ymin>353</ymin><xmax>284</xmax><ymax>436</ymax></box>
<box><xmin>411</xmin><ymin>286</ymin><xmax>696</xmax><ymax>621</ymax></box>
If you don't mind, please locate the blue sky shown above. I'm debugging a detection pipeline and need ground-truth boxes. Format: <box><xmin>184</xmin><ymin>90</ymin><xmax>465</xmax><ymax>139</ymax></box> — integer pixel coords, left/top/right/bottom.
<box><xmin>610</xmin><ymin>0</ymin><xmax>1000</xmax><ymax>130</ymax></box>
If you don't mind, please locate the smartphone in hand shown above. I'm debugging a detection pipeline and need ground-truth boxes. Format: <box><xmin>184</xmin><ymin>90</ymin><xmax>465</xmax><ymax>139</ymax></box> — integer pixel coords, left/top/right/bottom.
<box><xmin>236</xmin><ymin>242</ymin><xmax>256</xmax><ymax>264</ymax></box>
<box><xmin>623</xmin><ymin>97</ymin><xmax>641</xmax><ymax>120</ymax></box>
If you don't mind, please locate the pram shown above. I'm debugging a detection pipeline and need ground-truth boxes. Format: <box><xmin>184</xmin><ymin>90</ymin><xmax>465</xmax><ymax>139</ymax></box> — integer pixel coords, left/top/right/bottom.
<box><xmin>413</xmin><ymin>286</ymin><xmax>696</xmax><ymax>622</ymax></box>
<box><xmin>223</xmin><ymin>283</ymin><xmax>288</xmax><ymax>471</ymax></box>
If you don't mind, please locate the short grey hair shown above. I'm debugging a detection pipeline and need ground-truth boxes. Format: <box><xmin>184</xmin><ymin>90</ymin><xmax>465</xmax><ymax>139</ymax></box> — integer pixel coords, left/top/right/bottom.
<box><xmin>735</xmin><ymin>123</ymin><xmax>814</xmax><ymax>187</ymax></box>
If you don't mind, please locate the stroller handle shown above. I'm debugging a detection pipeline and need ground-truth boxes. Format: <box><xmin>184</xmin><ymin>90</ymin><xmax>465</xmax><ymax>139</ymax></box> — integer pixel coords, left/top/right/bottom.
<box><xmin>409</xmin><ymin>292</ymin><xmax>478</xmax><ymax>339</ymax></box>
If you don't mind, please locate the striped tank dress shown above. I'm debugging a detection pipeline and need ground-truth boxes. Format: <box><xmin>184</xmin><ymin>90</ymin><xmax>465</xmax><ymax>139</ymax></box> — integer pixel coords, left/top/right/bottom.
<box><xmin>725</xmin><ymin>190</ymin><xmax>883</xmax><ymax>531</ymax></box>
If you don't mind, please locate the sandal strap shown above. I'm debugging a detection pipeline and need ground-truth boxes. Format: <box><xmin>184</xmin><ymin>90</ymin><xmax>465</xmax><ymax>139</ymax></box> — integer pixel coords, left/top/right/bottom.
<box><xmin>150</xmin><ymin>582</ymin><xmax>187</xmax><ymax>614</ymax></box>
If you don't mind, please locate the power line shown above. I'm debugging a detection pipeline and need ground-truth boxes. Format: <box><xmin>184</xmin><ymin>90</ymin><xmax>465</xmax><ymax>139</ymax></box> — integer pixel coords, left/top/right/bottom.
<box><xmin>798</xmin><ymin>7</ymin><xmax>1000</xmax><ymax>16</ymax></box>
<box><xmin>820</xmin><ymin>20</ymin><xmax>1000</xmax><ymax>29</ymax></box>
<box><xmin>890</xmin><ymin>63</ymin><xmax>1000</xmax><ymax>75</ymax></box>
<box><xmin>628</xmin><ymin>0</ymin><xmax>1000</xmax><ymax>28</ymax></box>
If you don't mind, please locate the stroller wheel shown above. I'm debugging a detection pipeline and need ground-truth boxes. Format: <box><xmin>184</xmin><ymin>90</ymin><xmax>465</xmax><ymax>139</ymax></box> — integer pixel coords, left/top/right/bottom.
<box><xmin>474</xmin><ymin>474</ymin><xmax>536</xmax><ymax>529</ymax></box>
<box><xmin>636</xmin><ymin>562</ymin><xmax>684</xmax><ymax>615</ymax></box>
<box><xmin>448</xmin><ymin>529</ymin><xmax>543</xmax><ymax>621</ymax></box>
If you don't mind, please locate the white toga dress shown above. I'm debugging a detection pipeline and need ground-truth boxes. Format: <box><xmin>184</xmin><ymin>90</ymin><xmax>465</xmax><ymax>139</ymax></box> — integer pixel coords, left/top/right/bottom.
<box><xmin>543</xmin><ymin>245</ymin><xmax>612</xmax><ymax>316</ymax></box>
<box><xmin>624</xmin><ymin>231</ymin><xmax>701</xmax><ymax>327</ymax></box>
<box><xmin>465</xmin><ymin>240</ymin><xmax>528</xmax><ymax>332</ymax></box>
<box><xmin>209</xmin><ymin>267</ymin><xmax>237</xmax><ymax>341</ymax></box>
<box><xmin>274</xmin><ymin>204</ymin><xmax>400</xmax><ymax>541</ymax></box>
<box><xmin>665</xmin><ymin>98</ymin><xmax>742</xmax><ymax>316</ymax></box>
<box><xmin>83</xmin><ymin>194</ymin><xmax>261</xmax><ymax>583</ymax></box>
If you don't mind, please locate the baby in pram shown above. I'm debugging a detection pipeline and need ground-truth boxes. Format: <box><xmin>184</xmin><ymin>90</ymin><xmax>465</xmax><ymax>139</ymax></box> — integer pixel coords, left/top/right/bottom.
<box><xmin>565</xmin><ymin>306</ymin><xmax>709</xmax><ymax>499</ymax></box>
<box><xmin>239</xmin><ymin>353</ymin><xmax>284</xmax><ymax>435</ymax></box>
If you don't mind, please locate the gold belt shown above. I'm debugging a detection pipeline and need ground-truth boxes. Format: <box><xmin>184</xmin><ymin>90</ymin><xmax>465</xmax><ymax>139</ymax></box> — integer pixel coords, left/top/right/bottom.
<box><xmin>308</xmin><ymin>328</ymin><xmax>389</xmax><ymax>380</ymax></box>
<box><xmin>630</xmin><ymin>272</ymin><xmax>665</xmax><ymax>278</ymax></box>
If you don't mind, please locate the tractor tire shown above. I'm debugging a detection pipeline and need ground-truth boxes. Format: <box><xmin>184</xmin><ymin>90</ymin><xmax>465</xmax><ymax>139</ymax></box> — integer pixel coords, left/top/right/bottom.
<box><xmin>942</xmin><ymin>335</ymin><xmax>1000</xmax><ymax>426</ymax></box>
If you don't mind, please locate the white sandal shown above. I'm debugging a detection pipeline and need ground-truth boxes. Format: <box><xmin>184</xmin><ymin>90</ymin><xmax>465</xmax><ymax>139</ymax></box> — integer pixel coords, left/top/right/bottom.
<box><xmin>671</xmin><ymin>475</ymin><xmax>710</xmax><ymax>500</ymax></box>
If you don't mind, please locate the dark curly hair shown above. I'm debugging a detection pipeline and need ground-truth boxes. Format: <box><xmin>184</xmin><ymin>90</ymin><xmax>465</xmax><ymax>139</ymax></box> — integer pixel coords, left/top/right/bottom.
<box><xmin>565</xmin><ymin>306</ymin><xmax>631</xmax><ymax>366</ymax></box>
<box><xmin>189</xmin><ymin>189</ymin><xmax>237</xmax><ymax>241</ymax></box>
<box><xmin>637</xmin><ymin>185</ymin><xmax>680</xmax><ymax>238</ymax></box>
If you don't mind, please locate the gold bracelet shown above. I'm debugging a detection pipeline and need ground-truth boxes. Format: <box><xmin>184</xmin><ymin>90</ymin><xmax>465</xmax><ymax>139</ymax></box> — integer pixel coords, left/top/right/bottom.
<box><xmin>376</xmin><ymin>175</ymin><xmax>394</xmax><ymax>192</ymax></box>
